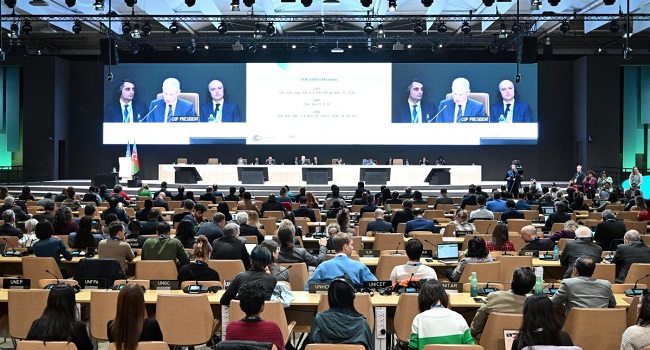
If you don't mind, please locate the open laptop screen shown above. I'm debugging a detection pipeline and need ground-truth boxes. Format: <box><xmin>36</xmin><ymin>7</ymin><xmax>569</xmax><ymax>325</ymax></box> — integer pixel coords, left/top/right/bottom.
<box><xmin>437</xmin><ymin>243</ymin><xmax>459</xmax><ymax>260</ymax></box>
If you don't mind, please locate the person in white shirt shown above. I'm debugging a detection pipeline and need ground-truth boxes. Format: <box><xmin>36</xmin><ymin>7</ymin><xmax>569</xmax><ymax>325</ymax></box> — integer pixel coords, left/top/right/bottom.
<box><xmin>390</xmin><ymin>239</ymin><xmax>437</xmax><ymax>284</ymax></box>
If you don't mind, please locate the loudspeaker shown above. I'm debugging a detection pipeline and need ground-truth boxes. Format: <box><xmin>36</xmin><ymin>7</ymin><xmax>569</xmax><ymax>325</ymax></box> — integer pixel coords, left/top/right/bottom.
<box><xmin>520</xmin><ymin>37</ymin><xmax>538</xmax><ymax>64</ymax></box>
<box><xmin>100</xmin><ymin>38</ymin><xmax>118</xmax><ymax>65</ymax></box>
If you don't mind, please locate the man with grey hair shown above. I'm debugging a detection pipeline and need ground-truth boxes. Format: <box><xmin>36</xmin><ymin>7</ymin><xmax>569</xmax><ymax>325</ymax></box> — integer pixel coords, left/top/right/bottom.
<box><xmin>594</xmin><ymin>209</ymin><xmax>627</xmax><ymax>250</ymax></box>
<box><xmin>436</xmin><ymin>77</ymin><xmax>486</xmax><ymax>123</ymax></box>
<box><xmin>148</xmin><ymin>77</ymin><xmax>196</xmax><ymax>122</ymax></box>
<box><xmin>0</xmin><ymin>209</ymin><xmax>23</xmax><ymax>238</ymax></box>
<box><xmin>0</xmin><ymin>196</ymin><xmax>31</xmax><ymax>221</ymax></box>
<box><xmin>612</xmin><ymin>230</ymin><xmax>650</xmax><ymax>283</ymax></box>
<box><xmin>211</xmin><ymin>222</ymin><xmax>250</xmax><ymax>270</ymax></box>
<box><xmin>197</xmin><ymin>212</ymin><xmax>225</xmax><ymax>244</ymax></box>
<box><xmin>366</xmin><ymin>209</ymin><xmax>393</xmax><ymax>234</ymax></box>
<box><xmin>560</xmin><ymin>226</ymin><xmax>602</xmax><ymax>279</ymax></box>
<box><xmin>236</xmin><ymin>211</ymin><xmax>264</xmax><ymax>244</ymax></box>
<box><xmin>520</xmin><ymin>225</ymin><xmax>554</xmax><ymax>251</ymax></box>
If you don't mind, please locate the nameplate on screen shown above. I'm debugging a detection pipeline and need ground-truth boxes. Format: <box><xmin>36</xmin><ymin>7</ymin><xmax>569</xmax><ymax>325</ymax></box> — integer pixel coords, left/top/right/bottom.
<box><xmin>458</xmin><ymin>116</ymin><xmax>489</xmax><ymax>123</ymax></box>
<box><xmin>169</xmin><ymin>116</ymin><xmax>200</xmax><ymax>122</ymax></box>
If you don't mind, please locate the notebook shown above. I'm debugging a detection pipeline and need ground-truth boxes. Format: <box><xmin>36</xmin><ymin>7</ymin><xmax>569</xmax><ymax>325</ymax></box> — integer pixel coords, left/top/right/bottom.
<box><xmin>437</xmin><ymin>243</ymin><xmax>460</xmax><ymax>263</ymax></box>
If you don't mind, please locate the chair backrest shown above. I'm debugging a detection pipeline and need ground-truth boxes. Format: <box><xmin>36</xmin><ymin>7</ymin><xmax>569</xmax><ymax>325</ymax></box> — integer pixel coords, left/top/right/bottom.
<box><xmin>442</xmin><ymin>223</ymin><xmax>457</xmax><ymax>237</ymax></box>
<box><xmin>473</xmin><ymin>220</ymin><xmax>497</xmax><ymax>234</ymax></box>
<box><xmin>89</xmin><ymin>290</ymin><xmax>120</xmax><ymax>340</ymax></box>
<box><xmin>156</xmin><ymin>294</ymin><xmax>216</xmax><ymax>346</ymax></box>
<box><xmin>445</xmin><ymin>92</ymin><xmax>490</xmax><ymax>116</ymax></box>
<box><xmin>495</xmin><ymin>255</ymin><xmax>532</xmax><ymax>285</ymax></box>
<box><xmin>264</xmin><ymin>211</ymin><xmax>284</xmax><ymax>220</ymax></box>
<box><xmin>156</xmin><ymin>93</ymin><xmax>200</xmax><ymax>115</ymax></box>
<box><xmin>459</xmin><ymin>262</ymin><xmax>501</xmax><ymax>283</ymax></box>
<box><xmin>624</xmin><ymin>263</ymin><xmax>650</xmax><ymax>284</ymax></box>
<box><xmin>393</xmin><ymin>293</ymin><xmax>420</xmax><ymax>343</ymax></box>
<box><xmin>259</xmin><ymin>218</ymin><xmax>277</xmax><ymax>234</ymax></box>
<box><xmin>2</xmin><ymin>235</ymin><xmax>20</xmax><ymax>249</ymax></box>
<box><xmin>424</xmin><ymin>345</ymin><xmax>485</xmax><ymax>350</ymax></box>
<box><xmin>396</xmin><ymin>223</ymin><xmax>407</xmax><ymax>234</ymax></box>
<box><xmin>562</xmin><ymin>308</ymin><xmax>626</xmax><ymax>350</ymax></box>
<box><xmin>22</xmin><ymin>257</ymin><xmax>62</xmax><ymax>282</ymax></box>
<box><xmin>374</xmin><ymin>233</ymin><xmax>406</xmax><ymax>252</ymax></box>
<box><xmin>135</xmin><ymin>260</ymin><xmax>178</xmax><ymax>280</ymax></box>
<box><xmin>617</xmin><ymin>211</ymin><xmax>639</xmax><ymax>221</ymax></box>
<box><xmin>392</xmin><ymin>159</ymin><xmax>404</xmax><ymax>165</ymax></box>
<box><xmin>357</xmin><ymin>218</ymin><xmax>373</xmax><ymax>236</ymax></box>
<box><xmin>520</xmin><ymin>210</ymin><xmax>539</xmax><ymax>221</ymax></box>
<box><xmin>208</xmin><ymin>158</ymin><xmax>219</xmax><ymax>165</ymax></box>
<box><xmin>8</xmin><ymin>289</ymin><xmax>50</xmax><ymax>339</ymax></box>
<box><xmin>375</xmin><ymin>254</ymin><xmax>409</xmax><ymax>280</ymax></box>
<box><xmin>17</xmin><ymin>341</ymin><xmax>78</xmax><ymax>350</ymax></box>
<box><xmin>591</xmin><ymin>263</ymin><xmax>615</xmax><ymax>283</ymax></box>
<box><xmin>176</xmin><ymin>158</ymin><xmax>188</xmax><ymax>164</ymax></box>
<box><xmin>316</xmin><ymin>293</ymin><xmax>374</xmax><ymax>331</ymax></box>
<box><xmin>506</xmin><ymin>219</ymin><xmax>532</xmax><ymax>234</ymax></box>
<box><xmin>278</xmin><ymin>262</ymin><xmax>308</xmax><ymax>291</ymax></box>
<box><xmin>558</xmin><ymin>238</ymin><xmax>572</xmax><ymax>252</ymax></box>
<box><xmin>479</xmin><ymin>312</ymin><xmax>523</xmax><ymax>350</ymax></box>
<box><xmin>108</xmin><ymin>342</ymin><xmax>170</xmax><ymax>350</ymax></box>
<box><xmin>242</xmin><ymin>235</ymin><xmax>257</xmax><ymax>244</ymax></box>
<box><xmin>550</xmin><ymin>222</ymin><xmax>565</xmax><ymax>233</ymax></box>
<box><xmin>627</xmin><ymin>296</ymin><xmax>640</xmax><ymax>327</ymax></box>
<box><xmin>208</xmin><ymin>259</ymin><xmax>245</xmax><ymax>285</ymax></box>
<box><xmin>411</xmin><ymin>233</ymin><xmax>443</xmax><ymax>253</ymax></box>
<box><xmin>230</xmin><ymin>300</ymin><xmax>292</xmax><ymax>343</ymax></box>
<box><xmin>624</xmin><ymin>220</ymin><xmax>648</xmax><ymax>234</ymax></box>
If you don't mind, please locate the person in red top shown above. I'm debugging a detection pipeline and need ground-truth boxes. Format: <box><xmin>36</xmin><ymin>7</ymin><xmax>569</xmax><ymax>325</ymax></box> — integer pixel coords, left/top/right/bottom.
<box><xmin>485</xmin><ymin>222</ymin><xmax>515</xmax><ymax>252</ymax></box>
<box><xmin>225</xmin><ymin>281</ymin><xmax>285</xmax><ymax>350</ymax></box>
<box><xmin>110</xmin><ymin>185</ymin><xmax>131</xmax><ymax>201</ymax></box>
<box><xmin>582</xmin><ymin>170</ymin><xmax>598</xmax><ymax>199</ymax></box>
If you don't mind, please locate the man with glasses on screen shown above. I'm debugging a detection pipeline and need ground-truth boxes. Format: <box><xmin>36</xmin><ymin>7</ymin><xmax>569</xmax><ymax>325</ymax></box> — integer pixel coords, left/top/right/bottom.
<box><xmin>104</xmin><ymin>79</ymin><xmax>148</xmax><ymax>123</ymax></box>
<box><xmin>436</xmin><ymin>77</ymin><xmax>485</xmax><ymax>123</ymax></box>
<box><xmin>392</xmin><ymin>79</ymin><xmax>438</xmax><ymax>123</ymax></box>
<box><xmin>147</xmin><ymin>77</ymin><xmax>196</xmax><ymax>122</ymax></box>
<box><xmin>490</xmin><ymin>80</ymin><xmax>533</xmax><ymax>123</ymax></box>
<box><xmin>199</xmin><ymin>79</ymin><xmax>242</xmax><ymax>123</ymax></box>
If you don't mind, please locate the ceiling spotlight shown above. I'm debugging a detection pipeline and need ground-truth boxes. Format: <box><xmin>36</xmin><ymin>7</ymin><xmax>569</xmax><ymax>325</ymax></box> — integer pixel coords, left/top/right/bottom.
<box><xmin>131</xmin><ymin>23</ymin><xmax>141</xmax><ymax>39</ymax></box>
<box><xmin>218</xmin><ymin>21</ymin><xmax>228</xmax><ymax>34</ymax></box>
<box><xmin>124</xmin><ymin>0</ymin><xmax>136</xmax><ymax>6</ymax></box>
<box><xmin>482</xmin><ymin>0</ymin><xmax>494</xmax><ymax>6</ymax></box>
<box><xmin>511</xmin><ymin>21</ymin><xmax>522</xmax><ymax>33</ymax></box>
<box><xmin>437</xmin><ymin>22</ymin><xmax>447</xmax><ymax>33</ymax></box>
<box><xmin>489</xmin><ymin>42</ymin><xmax>500</xmax><ymax>54</ymax></box>
<box><xmin>121</xmin><ymin>21</ymin><xmax>132</xmax><ymax>35</ymax></box>
<box><xmin>315</xmin><ymin>21</ymin><xmax>325</xmax><ymax>34</ymax></box>
<box><xmin>301</xmin><ymin>0</ymin><xmax>312</xmax><ymax>7</ymax></box>
<box><xmin>185</xmin><ymin>0</ymin><xmax>196</xmax><ymax>6</ymax></box>
<box><xmin>364</xmin><ymin>22</ymin><xmax>374</xmax><ymax>34</ymax></box>
<box><xmin>388</xmin><ymin>0</ymin><xmax>397</xmax><ymax>11</ymax></box>
<box><xmin>609</xmin><ymin>20</ymin><xmax>619</xmax><ymax>33</ymax></box>
<box><xmin>65</xmin><ymin>0</ymin><xmax>75</xmax><ymax>7</ymax></box>
<box><xmin>360</xmin><ymin>0</ymin><xmax>371</xmax><ymax>7</ymax></box>
<box><xmin>291</xmin><ymin>44</ymin><xmax>296</xmax><ymax>49</ymax></box>
<box><xmin>22</xmin><ymin>21</ymin><xmax>33</xmax><ymax>36</ymax></box>
<box><xmin>421</xmin><ymin>0</ymin><xmax>432</xmax><ymax>7</ymax></box>
<box><xmin>559</xmin><ymin>20</ymin><xmax>569</xmax><ymax>34</ymax></box>
<box><xmin>593</xmin><ymin>45</ymin><xmax>606</xmax><ymax>54</ymax></box>
<box><xmin>3</xmin><ymin>0</ymin><xmax>16</xmax><ymax>8</ymax></box>
<box><xmin>8</xmin><ymin>22</ymin><xmax>18</xmax><ymax>39</ymax></box>
<box><xmin>168</xmin><ymin>21</ymin><xmax>179</xmax><ymax>34</ymax></box>
<box><xmin>266</xmin><ymin>22</ymin><xmax>276</xmax><ymax>35</ymax></box>
<box><xmin>72</xmin><ymin>20</ymin><xmax>82</xmax><ymax>34</ymax></box>
<box><xmin>187</xmin><ymin>39</ymin><xmax>196</xmax><ymax>54</ymax></box>
<box><xmin>348</xmin><ymin>44</ymin><xmax>353</xmax><ymax>48</ymax></box>
<box><xmin>548</xmin><ymin>0</ymin><xmax>559</xmax><ymax>5</ymax></box>
<box><xmin>603</xmin><ymin>0</ymin><xmax>615</xmax><ymax>4</ymax></box>
<box><xmin>623</xmin><ymin>46</ymin><xmax>632</xmax><ymax>60</ymax></box>
<box><xmin>461</xmin><ymin>21</ymin><xmax>471</xmax><ymax>35</ymax></box>
<box><xmin>129</xmin><ymin>44</ymin><xmax>139</xmax><ymax>54</ymax></box>
<box><xmin>499</xmin><ymin>22</ymin><xmax>507</xmax><ymax>39</ymax></box>
<box><xmin>378</xmin><ymin>23</ymin><xmax>384</xmax><ymax>34</ymax></box>
<box><xmin>255</xmin><ymin>23</ymin><xmax>261</xmax><ymax>36</ymax></box>
<box><xmin>331</xmin><ymin>41</ymin><xmax>344</xmax><ymax>53</ymax></box>
<box><xmin>141</xmin><ymin>21</ymin><xmax>151</xmax><ymax>36</ymax></box>
<box><xmin>369</xmin><ymin>43</ymin><xmax>379</xmax><ymax>53</ymax></box>
<box><xmin>248</xmin><ymin>44</ymin><xmax>257</xmax><ymax>53</ymax></box>
<box><xmin>308</xmin><ymin>44</ymin><xmax>318</xmax><ymax>52</ymax></box>
<box><xmin>530</xmin><ymin>0</ymin><xmax>541</xmax><ymax>10</ymax></box>
<box><xmin>204</xmin><ymin>45</ymin><xmax>209</xmax><ymax>49</ymax></box>
<box><xmin>93</xmin><ymin>0</ymin><xmax>104</xmax><ymax>10</ymax></box>
<box><xmin>28</xmin><ymin>0</ymin><xmax>49</xmax><ymax>6</ymax></box>
<box><xmin>230</xmin><ymin>0</ymin><xmax>240</xmax><ymax>10</ymax></box>
<box><xmin>243</xmin><ymin>0</ymin><xmax>254</xmax><ymax>7</ymax></box>
<box><xmin>413</xmin><ymin>21</ymin><xmax>423</xmax><ymax>34</ymax></box>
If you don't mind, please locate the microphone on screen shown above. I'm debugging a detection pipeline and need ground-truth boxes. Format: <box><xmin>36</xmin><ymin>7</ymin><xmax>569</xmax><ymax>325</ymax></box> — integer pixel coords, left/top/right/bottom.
<box><xmin>138</xmin><ymin>105</ymin><xmax>157</xmax><ymax>122</ymax></box>
<box><xmin>427</xmin><ymin>105</ymin><xmax>446</xmax><ymax>123</ymax></box>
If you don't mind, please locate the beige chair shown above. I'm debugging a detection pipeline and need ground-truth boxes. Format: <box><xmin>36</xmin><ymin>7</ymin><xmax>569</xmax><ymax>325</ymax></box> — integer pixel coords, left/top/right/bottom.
<box><xmin>259</xmin><ymin>218</ymin><xmax>277</xmax><ymax>234</ymax></box>
<box><xmin>316</xmin><ymin>293</ymin><xmax>374</xmax><ymax>330</ymax></box>
<box><xmin>89</xmin><ymin>290</ymin><xmax>120</xmax><ymax>341</ymax></box>
<box><xmin>265</xmin><ymin>211</ymin><xmax>284</xmax><ymax>220</ymax></box>
<box><xmin>207</xmin><ymin>158</ymin><xmax>219</xmax><ymax>165</ymax></box>
<box><xmin>156</xmin><ymin>294</ymin><xmax>218</xmax><ymax>346</ymax></box>
<box><xmin>461</xmin><ymin>282</ymin><xmax>504</xmax><ymax>293</ymax></box>
<box><xmin>176</xmin><ymin>158</ymin><xmax>188</xmax><ymax>164</ymax></box>
<box><xmin>17</xmin><ymin>341</ymin><xmax>78</xmax><ymax>350</ymax></box>
<box><xmin>473</xmin><ymin>220</ymin><xmax>497</xmax><ymax>234</ymax></box>
<box><xmin>458</xmin><ymin>262</ymin><xmax>501</xmax><ymax>284</ymax></box>
<box><xmin>108</xmin><ymin>342</ymin><xmax>170</xmax><ymax>350</ymax></box>
<box><xmin>357</xmin><ymin>218</ymin><xmax>374</xmax><ymax>236</ymax></box>
<box><xmin>557</xmin><ymin>238</ymin><xmax>573</xmax><ymax>252</ymax></box>
<box><xmin>411</xmin><ymin>233</ymin><xmax>443</xmax><ymax>253</ymax></box>
<box><xmin>625</xmin><ymin>220</ymin><xmax>648</xmax><ymax>234</ymax></box>
<box><xmin>495</xmin><ymin>255</ymin><xmax>532</xmax><ymax>285</ymax></box>
<box><xmin>22</xmin><ymin>257</ymin><xmax>62</xmax><ymax>282</ymax></box>
<box><xmin>392</xmin><ymin>293</ymin><xmax>420</xmax><ymax>344</ymax></box>
<box><xmin>396</xmin><ymin>223</ymin><xmax>407</xmax><ymax>234</ymax></box>
<box><xmin>8</xmin><ymin>290</ymin><xmax>50</xmax><ymax>340</ymax></box>
<box><xmin>611</xmin><ymin>283</ymin><xmax>647</xmax><ymax>294</ymax></box>
<box><xmin>591</xmin><ymin>263</ymin><xmax>615</xmax><ymax>283</ymax></box>
<box><xmin>445</xmin><ymin>92</ymin><xmax>490</xmax><ymax>116</ymax></box>
<box><xmin>374</xmin><ymin>233</ymin><xmax>405</xmax><ymax>252</ymax></box>
<box><xmin>442</xmin><ymin>223</ymin><xmax>457</xmax><ymax>237</ymax></box>
<box><xmin>208</xmin><ymin>260</ymin><xmax>245</xmax><ymax>285</ymax></box>
<box><xmin>506</xmin><ymin>219</ymin><xmax>532</xmax><ymax>235</ymax></box>
<box><xmin>229</xmin><ymin>300</ymin><xmax>295</xmax><ymax>344</ymax></box>
<box><xmin>424</xmin><ymin>345</ymin><xmax>484</xmax><ymax>350</ymax></box>
<box><xmin>550</xmin><ymin>222</ymin><xmax>566</xmax><ymax>233</ymax></box>
<box><xmin>242</xmin><ymin>235</ymin><xmax>257</xmax><ymax>244</ymax></box>
<box><xmin>135</xmin><ymin>260</ymin><xmax>178</xmax><ymax>281</ymax></box>
<box><xmin>563</xmin><ymin>308</ymin><xmax>626</xmax><ymax>350</ymax></box>
<box><xmin>627</xmin><ymin>296</ymin><xmax>640</xmax><ymax>327</ymax></box>
<box><xmin>617</xmin><ymin>211</ymin><xmax>640</xmax><ymax>221</ymax></box>
<box><xmin>624</xmin><ymin>263</ymin><xmax>650</xmax><ymax>284</ymax></box>
<box><xmin>479</xmin><ymin>312</ymin><xmax>522</xmax><ymax>350</ymax></box>
<box><xmin>278</xmin><ymin>262</ymin><xmax>308</xmax><ymax>291</ymax></box>
<box><xmin>375</xmin><ymin>254</ymin><xmax>409</xmax><ymax>280</ymax></box>
<box><xmin>156</xmin><ymin>93</ymin><xmax>200</xmax><ymax>116</ymax></box>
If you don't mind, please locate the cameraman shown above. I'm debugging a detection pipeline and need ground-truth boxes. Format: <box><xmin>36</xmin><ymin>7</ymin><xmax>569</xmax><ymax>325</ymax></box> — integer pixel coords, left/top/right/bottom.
<box><xmin>506</xmin><ymin>163</ymin><xmax>523</xmax><ymax>194</ymax></box>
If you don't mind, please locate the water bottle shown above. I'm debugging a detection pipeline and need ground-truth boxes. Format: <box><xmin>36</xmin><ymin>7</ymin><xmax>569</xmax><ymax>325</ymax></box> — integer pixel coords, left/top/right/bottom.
<box><xmin>469</xmin><ymin>272</ymin><xmax>478</xmax><ymax>297</ymax></box>
<box><xmin>535</xmin><ymin>275</ymin><xmax>543</xmax><ymax>295</ymax></box>
<box><xmin>386</xmin><ymin>204</ymin><xmax>391</xmax><ymax>215</ymax></box>
<box><xmin>553</xmin><ymin>244</ymin><xmax>559</xmax><ymax>261</ymax></box>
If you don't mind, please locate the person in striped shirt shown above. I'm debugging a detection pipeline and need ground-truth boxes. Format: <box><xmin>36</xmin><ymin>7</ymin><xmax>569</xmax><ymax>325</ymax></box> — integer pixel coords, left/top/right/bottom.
<box><xmin>408</xmin><ymin>279</ymin><xmax>475</xmax><ymax>349</ymax></box>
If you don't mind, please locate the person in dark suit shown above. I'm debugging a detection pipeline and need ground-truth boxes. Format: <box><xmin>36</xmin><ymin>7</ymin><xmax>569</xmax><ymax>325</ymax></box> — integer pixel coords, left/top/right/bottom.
<box><xmin>199</xmin><ymin>186</ymin><xmax>218</xmax><ymax>204</ymax></box>
<box><xmin>366</xmin><ymin>209</ymin><xmax>393</xmax><ymax>234</ymax></box>
<box><xmin>211</xmin><ymin>223</ymin><xmax>251</xmax><ymax>270</ymax></box>
<box><xmin>152</xmin><ymin>193</ymin><xmax>169</xmax><ymax>211</ymax></box>
<box><xmin>104</xmin><ymin>79</ymin><xmax>148</xmax><ymax>123</ymax></box>
<box><xmin>392</xmin><ymin>79</ymin><xmax>438</xmax><ymax>123</ymax></box>
<box><xmin>612</xmin><ymin>230</ymin><xmax>650</xmax><ymax>283</ymax></box>
<box><xmin>0</xmin><ymin>210</ymin><xmax>23</xmax><ymax>238</ymax></box>
<box><xmin>460</xmin><ymin>186</ymin><xmax>478</xmax><ymax>209</ymax></box>
<box><xmin>434</xmin><ymin>188</ymin><xmax>454</xmax><ymax>209</ymax></box>
<box><xmin>101</xmin><ymin>197</ymin><xmax>130</xmax><ymax>223</ymax></box>
<box><xmin>594</xmin><ymin>209</ymin><xmax>627</xmax><ymax>250</ymax></box>
<box><xmin>560</xmin><ymin>227</ymin><xmax>603</xmax><ymax>279</ymax></box>
<box><xmin>572</xmin><ymin>165</ymin><xmax>586</xmax><ymax>187</ymax></box>
<box><xmin>293</xmin><ymin>197</ymin><xmax>317</xmax><ymax>222</ymax></box>
<box><xmin>236</xmin><ymin>212</ymin><xmax>264</xmax><ymax>244</ymax></box>
<box><xmin>436</xmin><ymin>77</ymin><xmax>485</xmax><ymax>123</ymax></box>
<box><xmin>489</xmin><ymin>80</ymin><xmax>533</xmax><ymax>123</ymax></box>
<box><xmin>391</xmin><ymin>200</ymin><xmax>415</xmax><ymax>231</ymax></box>
<box><xmin>147</xmin><ymin>78</ymin><xmax>195</xmax><ymax>122</ymax></box>
<box><xmin>544</xmin><ymin>201</ymin><xmax>572</xmax><ymax>230</ymax></box>
<box><xmin>34</xmin><ymin>202</ymin><xmax>55</xmax><ymax>223</ymax></box>
<box><xmin>260</xmin><ymin>194</ymin><xmax>286</xmax><ymax>216</ymax></box>
<box><xmin>404</xmin><ymin>208</ymin><xmax>437</xmax><ymax>236</ymax></box>
<box><xmin>140</xmin><ymin>210</ymin><xmax>163</xmax><ymax>235</ymax></box>
<box><xmin>360</xmin><ymin>196</ymin><xmax>378</xmax><ymax>216</ymax></box>
<box><xmin>199</xmin><ymin>79</ymin><xmax>242</xmax><ymax>122</ymax></box>
<box><xmin>500</xmin><ymin>199</ymin><xmax>525</xmax><ymax>222</ymax></box>
<box><xmin>520</xmin><ymin>225</ymin><xmax>554</xmax><ymax>251</ymax></box>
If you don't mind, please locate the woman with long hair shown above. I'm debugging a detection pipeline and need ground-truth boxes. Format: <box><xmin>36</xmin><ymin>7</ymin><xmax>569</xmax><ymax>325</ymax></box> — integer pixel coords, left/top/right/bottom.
<box><xmin>447</xmin><ymin>236</ymin><xmax>493</xmax><ymax>282</ymax></box>
<box><xmin>306</xmin><ymin>191</ymin><xmax>319</xmax><ymax>209</ymax></box>
<box><xmin>217</xmin><ymin>201</ymin><xmax>233</xmax><ymax>222</ymax></box>
<box><xmin>306</xmin><ymin>276</ymin><xmax>373</xmax><ymax>350</ymax></box>
<box><xmin>512</xmin><ymin>294</ymin><xmax>573</xmax><ymax>349</ymax></box>
<box><xmin>630</xmin><ymin>166</ymin><xmax>643</xmax><ymax>187</ymax></box>
<box><xmin>72</xmin><ymin>216</ymin><xmax>98</xmax><ymax>250</ymax></box>
<box><xmin>261</xmin><ymin>239</ymin><xmax>288</xmax><ymax>282</ymax></box>
<box><xmin>26</xmin><ymin>284</ymin><xmax>93</xmax><ymax>350</ymax></box>
<box><xmin>409</xmin><ymin>279</ymin><xmax>474</xmax><ymax>349</ymax></box>
<box><xmin>621</xmin><ymin>289</ymin><xmax>650</xmax><ymax>350</ymax></box>
<box><xmin>175</xmin><ymin>220</ymin><xmax>196</xmax><ymax>249</ymax></box>
<box><xmin>336</xmin><ymin>209</ymin><xmax>356</xmax><ymax>235</ymax></box>
<box><xmin>108</xmin><ymin>283</ymin><xmax>163</xmax><ymax>350</ymax></box>
<box><xmin>485</xmin><ymin>222</ymin><xmax>515</xmax><ymax>252</ymax></box>
<box><xmin>248</xmin><ymin>211</ymin><xmax>263</xmax><ymax>229</ymax></box>
<box><xmin>177</xmin><ymin>236</ymin><xmax>219</xmax><ymax>283</ymax></box>
<box><xmin>52</xmin><ymin>206</ymin><xmax>79</xmax><ymax>236</ymax></box>
<box><xmin>277</xmin><ymin>226</ymin><xmax>326</xmax><ymax>267</ymax></box>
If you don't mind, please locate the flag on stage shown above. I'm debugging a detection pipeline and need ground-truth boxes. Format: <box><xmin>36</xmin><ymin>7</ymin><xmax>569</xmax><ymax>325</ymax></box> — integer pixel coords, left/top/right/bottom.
<box><xmin>132</xmin><ymin>140</ymin><xmax>140</xmax><ymax>174</ymax></box>
<box><xmin>126</xmin><ymin>141</ymin><xmax>131</xmax><ymax>157</ymax></box>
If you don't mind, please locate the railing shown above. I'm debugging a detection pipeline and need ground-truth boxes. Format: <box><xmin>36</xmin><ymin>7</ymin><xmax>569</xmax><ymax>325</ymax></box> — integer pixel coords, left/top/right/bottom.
<box><xmin>0</xmin><ymin>166</ymin><xmax>24</xmax><ymax>184</ymax></box>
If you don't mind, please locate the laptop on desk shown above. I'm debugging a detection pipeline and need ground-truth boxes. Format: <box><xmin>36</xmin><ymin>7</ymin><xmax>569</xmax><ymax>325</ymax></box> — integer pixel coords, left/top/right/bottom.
<box><xmin>437</xmin><ymin>243</ymin><xmax>459</xmax><ymax>263</ymax></box>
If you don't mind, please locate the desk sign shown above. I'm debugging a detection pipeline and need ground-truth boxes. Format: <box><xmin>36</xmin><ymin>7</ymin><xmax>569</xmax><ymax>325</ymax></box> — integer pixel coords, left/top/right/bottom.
<box><xmin>3</xmin><ymin>278</ymin><xmax>30</xmax><ymax>289</ymax></box>
<box><xmin>224</xmin><ymin>280</ymin><xmax>232</xmax><ymax>289</ymax></box>
<box><xmin>440</xmin><ymin>282</ymin><xmax>462</xmax><ymax>293</ymax></box>
<box><xmin>421</xmin><ymin>250</ymin><xmax>433</xmax><ymax>257</ymax></box>
<box><xmin>81</xmin><ymin>278</ymin><xmax>106</xmax><ymax>289</ymax></box>
<box><xmin>519</xmin><ymin>250</ymin><xmax>539</xmax><ymax>257</ymax></box>
<box><xmin>359</xmin><ymin>249</ymin><xmax>380</xmax><ymax>257</ymax></box>
<box><xmin>363</xmin><ymin>281</ymin><xmax>391</xmax><ymax>289</ymax></box>
<box><xmin>151</xmin><ymin>280</ymin><xmax>179</xmax><ymax>291</ymax></box>
<box><xmin>308</xmin><ymin>283</ymin><xmax>330</xmax><ymax>294</ymax></box>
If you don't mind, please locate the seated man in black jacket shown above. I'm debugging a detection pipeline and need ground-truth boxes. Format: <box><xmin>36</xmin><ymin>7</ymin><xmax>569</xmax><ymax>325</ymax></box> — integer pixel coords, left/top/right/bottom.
<box><xmin>211</xmin><ymin>223</ymin><xmax>251</xmax><ymax>270</ymax></box>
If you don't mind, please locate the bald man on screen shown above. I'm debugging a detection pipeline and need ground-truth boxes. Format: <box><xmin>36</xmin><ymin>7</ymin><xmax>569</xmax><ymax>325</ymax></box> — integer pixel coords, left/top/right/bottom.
<box><xmin>436</xmin><ymin>77</ymin><xmax>485</xmax><ymax>123</ymax></box>
<box><xmin>199</xmin><ymin>79</ymin><xmax>242</xmax><ymax>122</ymax></box>
<box><xmin>148</xmin><ymin>77</ymin><xmax>196</xmax><ymax>122</ymax></box>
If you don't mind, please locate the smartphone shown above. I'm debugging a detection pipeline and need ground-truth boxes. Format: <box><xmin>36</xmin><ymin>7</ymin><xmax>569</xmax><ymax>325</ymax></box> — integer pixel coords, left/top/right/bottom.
<box><xmin>473</xmin><ymin>297</ymin><xmax>485</xmax><ymax>303</ymax></box>
<box><xmin>425</xmin><ymin>258</ymin><xmax>434</xmax><ymax>262</ymax></box>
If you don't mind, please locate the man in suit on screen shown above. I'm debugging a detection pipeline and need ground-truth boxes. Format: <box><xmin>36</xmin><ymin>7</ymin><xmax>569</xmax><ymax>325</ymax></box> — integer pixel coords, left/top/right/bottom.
<box><xmin>147</xmin><ymin>77</ymin><xmax>196</xmax><ymax>122</ymax></box>
<box><xmin>436</xmin><ymin>77</ymin><xmax>485</xmax><ymax>123</ymax></box>
<box><xmin>392</xmin><ymin>79</ymin><xmax>438</xmax><ymax>123</ymax></box>
<box><xmin>490</xmin><ymin>80</ymin><xmax>533</xmax><ymax>123</ymax></box>
<box><xmin>104</xmin><ymin>79</ymin><xmax>148</xmax><ymax>123</ymax></box>
<box><xmin>199</xmin><ymin>79</ymin><xmax>243</xmax><ymax>122</ymax></box>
